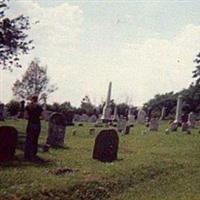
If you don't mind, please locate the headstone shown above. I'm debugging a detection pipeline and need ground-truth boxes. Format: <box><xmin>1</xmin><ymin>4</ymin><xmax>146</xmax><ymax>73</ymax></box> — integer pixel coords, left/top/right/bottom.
<box><xmin>128</xmin><ymin>107</ymin><xmax>135</xmax><ymax>125</ymax></box>
<box><xmin>73</xmin><ymin>114</ymin><xmax>81</xmax><ymax>122</ymax></box>
<box><xmin>137</xmin><ymin>109</ymin><xmax>146</xmax><ymax>124</ymax></box>
<box><xmin>170</xmin><ymin>122</ymin><xmax>178</xmax><ymax>132</ymax></box>
<box><xmin>117</xmin><ymin>118</ymin><xmax>127</xmax><ymax>133</ymax></box>
<box><xmin>72</xmin><ymin>129</ymin><xmax>76</xmax><ymax>136</ymax></box>
<box><xmin>92</xmin><ymin>129</ymin><xmax>119</xmax><ymax>162</ymax></box>
<box><xmin>89</xmin><ymin>115</ymin><xmax>97</xmax><ymax>123</ymax></box>
<box><xmin>80</xmin><ymin>114</ymin><xmax>89</xmax><ymax>122</ymax></box>
<box><xmin>89</xmin><ymin>128</ymin><xmax>95</xmax><ymax>135</ymax></box>
<box><xmin>112</xmin><ymin>106</ymin><xmax>119</xmax><ymax>122</ymax></box>
<box><xmin>46</xmin><ymin>112</ymin><xmax>66</xmax><ymax>148</ymax></box>
<box><xmin>181</xmin><ymin>122</ymin><xmax>189</xmax><ymax>132</ymax></box>
<box><xmin>101</xmin><ymin>82</ymin><xmax>112</xmax><ymax>122</ymax></box>
<box><xmin>187</xmin><ymin>112</ymin><xmax>195</xmax><ymax>128</ymax></box>
<box><xmin>149</xmin><ymin>118</ymin><xmax>159</xmax><ymax>131</ymax></box>
<box><xmin>0</xmin><ymin>126</ymin><xmax>18</xmax><ymax>162</ymax></box>
<box><xmin>0</xmin><ymin>103</ymin><xmax>4</xmax><ymax>121</ymax></box>
<box><xmin>160</xmin><ymin>107</ymin><xmax>166</xmax><ymax>120</ymax></box>
<box><xmin>124</xmin><ymin>125</ymin><xmax>130</xmax><ymax>135</ymax></box>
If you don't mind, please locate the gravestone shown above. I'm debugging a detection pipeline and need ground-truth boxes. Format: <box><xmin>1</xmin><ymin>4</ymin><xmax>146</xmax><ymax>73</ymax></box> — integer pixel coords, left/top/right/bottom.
<box><xmin>160</xmin><ymin>107</ymin><xmax>166</xmax><ymax>120</ymax></box>
<box><xmin>46</xmin><ymin>112</ymin><xmax>66</xmax><ymax>148</ymax></box>
<box><xmin>149</xmin><ymin>118</ymin><xmax>159</xmax><ymax>131</ymax></box>
<box><xmin>92</xmin><ymin>129</ymin><xmax>119</xmax><ymax>162</ymax></box>
<box><xmin>112</xmin><ymin>106</ymin><xmax>119</xmax><ymax>122</ymax></box>
<box><xmin>89</xmin><ymin>128</ymin><xmax>95</xmax><ymax>135</ymax></box>
<box><xmin>80</xmin><ymin>114</ymin><xmax>89</xmax><ymax>122</ymax></box>
<box><xmin>89</xmin><ymin>115</ymin><xmax>97</xmax><ymax>123</ymax></box>
<box><xmin>0</xmin><ymin>103</ymin><xmax>4</xmax><ymax>121</ymax></box>
<box><xmin>137</xmin><ymin>109</ymin><xmax>146</xmax><ymax>124</ymax></box>
<box><xmin>117</xmin><ymin>118</ymin><xmax>127</xmax><ymax>133</ymax></box>
<box><xmin>187</xmin><ymin>112</ymin><xmax>195</xmax><ymax>128</ymax></box>
<box><xmin>124</xmin><ymin>125</ymin><xmax>130</xmax><ymax>135</ymax></box>
<box><xmin>181</xmin><ymin>122</ymin><xmax>189</xmax><ymax>132</ymax></box>
<box><xmin>0</xmin><ymin>126</ymin><xmax>18</xmax><ymax>162</ymax></box>
<box><xmin>170</xmin><ymin>122</ymin><xmax>178</xmax><ymax>132</ymax></box>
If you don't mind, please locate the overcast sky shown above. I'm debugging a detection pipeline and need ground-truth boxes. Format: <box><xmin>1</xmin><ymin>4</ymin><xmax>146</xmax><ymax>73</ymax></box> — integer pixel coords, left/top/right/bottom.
<box><xmin>0</xmin><ymin>0</ymin><xmax>200</xmax><ymax>107</ymax></box>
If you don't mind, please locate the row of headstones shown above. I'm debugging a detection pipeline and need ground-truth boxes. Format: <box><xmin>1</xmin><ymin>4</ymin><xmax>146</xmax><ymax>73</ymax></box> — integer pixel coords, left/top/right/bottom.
<box><xmin>0</xmin><ymin>124</ymin><xmax>119</xmax><ymax>163</ymax></box>
<box><xmin>0</xmin><ymin>111</ymin><xmax>197</xmax><ymax>163</ymax></box>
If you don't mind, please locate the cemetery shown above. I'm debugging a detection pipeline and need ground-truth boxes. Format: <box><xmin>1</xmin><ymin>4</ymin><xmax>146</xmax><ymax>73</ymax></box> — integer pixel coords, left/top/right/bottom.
<box><xmin>1</xmin><ymin>0</ymin><xmax>200</xmax><ymax>200</ymax></box>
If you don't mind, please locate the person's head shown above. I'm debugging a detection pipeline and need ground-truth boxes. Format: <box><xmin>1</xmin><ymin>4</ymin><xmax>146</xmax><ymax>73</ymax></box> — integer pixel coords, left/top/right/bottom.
<box><xmin>31</xmin><ymin>95</ymin><xmax>38</xmax><ymax>103</ymax></box>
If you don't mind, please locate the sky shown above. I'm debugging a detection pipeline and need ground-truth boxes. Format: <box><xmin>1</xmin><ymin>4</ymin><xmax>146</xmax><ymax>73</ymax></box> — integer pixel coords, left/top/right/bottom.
<box><xmin>0</xmin><ymin>0</ymin><xmax>200</xmax><ymax>107</ymax></box>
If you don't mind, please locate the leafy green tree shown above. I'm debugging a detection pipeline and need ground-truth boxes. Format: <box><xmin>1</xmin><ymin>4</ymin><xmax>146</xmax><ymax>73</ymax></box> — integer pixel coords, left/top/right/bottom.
<box><xmin>6</xmin><ymin>100</ymin><xmax>20</xmax><ymax>116</ymax></box>
<box><xmin>12</xmin><ymin>58</ymin><xmax>57</xmax><ymax>101</ymax></box>
<box><xmin>80</xmin><ymin>96</ymin><xmax>95</xmax><ymax>116</ymax></box>
<box><xmin>0</xmin><ymin>0</ymin><xmax>33</xmax><ymax>69</ymax></box>
<box><xmin>193</xmin><ymin>52</ymin><xmax>200</xmax><ymax>85</ymax></box>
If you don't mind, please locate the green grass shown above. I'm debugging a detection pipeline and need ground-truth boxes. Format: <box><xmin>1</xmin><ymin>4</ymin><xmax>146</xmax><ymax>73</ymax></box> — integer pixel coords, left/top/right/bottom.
<box><xmin>1</xmin><ymin>120</ymin><xmax>200</xmax><ymax>200</ymax></box>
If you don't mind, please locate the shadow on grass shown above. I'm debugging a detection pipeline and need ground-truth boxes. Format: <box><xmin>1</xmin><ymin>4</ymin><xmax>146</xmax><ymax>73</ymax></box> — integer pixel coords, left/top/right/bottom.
<box><xmin>0</xmin><ymin>154</ymin><xmax>55</xmax><ymax>168</ymax></box>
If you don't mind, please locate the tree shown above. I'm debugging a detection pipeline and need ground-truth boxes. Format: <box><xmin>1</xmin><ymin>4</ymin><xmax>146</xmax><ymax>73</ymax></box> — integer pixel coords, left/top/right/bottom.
<box><xmin>6</xmin><ymin>100</ymin><xmax>20</xmax><ymax>116</ymax></box>
<box><xmin>0</xmin><ymin>0</ymin><xmax>33</xmax><ymax>69</ymax></box>
<box><xmin>193</xmin><ymin>52</ymin><xmax>200</xmax><ymax>85</ymax></box>
<box><xmin>12</xmin><ymin>58</ymin><xmax>57</xmax><ymax>101</ymax></box>
<box><xmin>80</xmin><ymin>95</ymin><xmax>95</xmax><ymax>116</ymax></box>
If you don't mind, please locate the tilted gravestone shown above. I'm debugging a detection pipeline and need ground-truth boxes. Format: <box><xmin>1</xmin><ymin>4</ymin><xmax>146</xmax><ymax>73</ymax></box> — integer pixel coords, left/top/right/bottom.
<box><xmin>92</xmin><ymin>129</ymin><xmax>119</xmax><ymax>162</ymax></box>
<box><xmin>46</xmin><ymin>112</ymin><xmax>67</xmax><ymax>148</ymax></box>
<box><xmin>0</xmin><ymin>126</ymin><xmax>18</xmax><ymax>162</ymax></box>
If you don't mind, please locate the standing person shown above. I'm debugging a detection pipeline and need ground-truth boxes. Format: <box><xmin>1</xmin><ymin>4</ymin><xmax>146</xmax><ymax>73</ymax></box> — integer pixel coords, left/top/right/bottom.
<box><xmin>24</xmin><ymin>95</ymin><xmax>43</xmax><ymax>161</ymax></box>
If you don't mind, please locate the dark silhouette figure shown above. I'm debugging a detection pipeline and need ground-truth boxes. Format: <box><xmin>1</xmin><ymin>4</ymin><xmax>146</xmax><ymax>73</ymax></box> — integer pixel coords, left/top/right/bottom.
<box><xmin>24</xmin><ymin>96</ymin><xmax>43</xmax><ymax>161</ymax></box>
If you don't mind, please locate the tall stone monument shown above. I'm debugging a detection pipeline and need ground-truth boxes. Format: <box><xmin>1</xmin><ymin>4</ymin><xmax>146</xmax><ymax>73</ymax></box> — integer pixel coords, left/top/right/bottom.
<box><xmin>101</xmin><ymin>82</ymin><xmax>112</xmax><ymax>123</ymax></box>
<box><xmin>174</xmin><ymin>95</ymin><xmax>183</xmax><ymax>124</ymax></box>
<box><xmin>128</xmin><ymin>107</ymin><xmax>135</xmax><ymax>125</ymax></box>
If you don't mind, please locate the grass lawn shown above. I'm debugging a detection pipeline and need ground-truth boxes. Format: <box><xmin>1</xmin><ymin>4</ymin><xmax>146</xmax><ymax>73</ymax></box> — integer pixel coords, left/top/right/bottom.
<box><xmin>1</xmin><ymin>120</ymin><xmax>200</xmax><ymax>200</ymax></box>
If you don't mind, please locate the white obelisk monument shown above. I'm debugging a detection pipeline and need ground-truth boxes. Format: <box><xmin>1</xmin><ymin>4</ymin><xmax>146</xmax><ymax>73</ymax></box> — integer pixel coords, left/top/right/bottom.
<box><xmin>101</xmin><ymin>82</ymin><xmax>112</xmax><ymax>122</ymax></box>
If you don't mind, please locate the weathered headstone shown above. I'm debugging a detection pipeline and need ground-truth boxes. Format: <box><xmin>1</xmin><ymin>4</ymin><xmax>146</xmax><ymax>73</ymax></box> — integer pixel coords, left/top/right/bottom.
<box><xmin>89</xmin><ymin>115</ymin><xmax>97</xmax><ymax>123</ymax></box>
<box><xmin>92</xmin><ymin>129</ymin><xmax>119</xmax><ymax>162</ymax></box>
<box><xmin>128</xmin><ymin>107</ymin><xmax>135</xmax><ymax>125</ymax></box>
<box><xmin>89</xmin><ymin>128</ymin><xmax>95</xmax><ymax>135</ymax></box>
<box><xmin>117</xmin><ymin>118</ymin><xmax>127</xmax><ymax>133</ymax></box>
<box><xmin>112</xmin><ymin>106</ymin><xmax>119</xmax><ymax>122</ymax></box>
<box><xmin>124</xmin><ymin>125</ymin><xmax>130</xmax><ymax>135</ymax></box>
<box><xmin>170</xmin><ymin>122</ymin><xmax>178</xmax><ymax>132</ymax></box>
<box><xmin>0</xmin><ymin>103</ymin><xmax>4</xmax><ymax>121</ymax></box>
<box><xmin>149</xmin><ymin>118</ymin><xmax>159</xmax><ymax>131</ymax></box>
<box><xmin>181</xmin><ymin>122</ymin><xmax>189</xmax><ymax>132</ymax></box>
<box><xmin>46</xmin><ymin>113</ymin><xmax>66</xmax><ymax>148</ymax></box>
<box><xmin>0</xmin><ymin>126</ymin><xmax>18</xmax><ymax>162</ymax></box>
<box><xmin>80</xmin><ymin>114</ymin><xmax>89</xmax><ymax>122</ymax></box>
<box><xmin>160</xmin><ymin>107</ymin><xmax>166</xmax><ymax>120</ymax></box>
<box><xmin>187</xmin><ymin>112</ymin><xmax>195</xmax><ymax>128</ymax></box>
<box><xmin>137</xmin><ymin>109</ymin><xmax>146</xmax><ymax>124</ymax></box>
